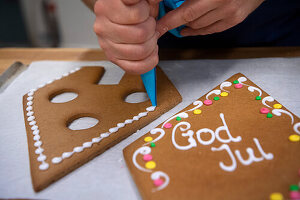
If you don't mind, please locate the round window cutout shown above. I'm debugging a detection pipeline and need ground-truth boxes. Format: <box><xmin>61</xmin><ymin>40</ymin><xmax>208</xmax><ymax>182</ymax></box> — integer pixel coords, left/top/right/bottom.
<box><xmin>50</xmin><ymin>92</ymin><xmax>78</xmax><ymax>103</ymax></box>
<box><xmin>68</xmin><ymin>117</ymin><xmax>99</xmax><ymax>130</ymax></box>
<box><xmin>124</xmin><ymin>92</ymin><xmax>149</xmax><ymax>103</ymax></box>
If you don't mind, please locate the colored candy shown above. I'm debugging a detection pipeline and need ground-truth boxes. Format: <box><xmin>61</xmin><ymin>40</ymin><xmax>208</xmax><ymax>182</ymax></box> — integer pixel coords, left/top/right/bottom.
<box><xmin>267</xmin><ymin>113</ymin><xmax>273</xmax><ymax>118</ymax></box>
<box><xmin>233</xmin><ymin>80</ymin><xmax>239</xmax><ymax>84</ymax></box>
<box><xmin>144</xmin><ymin>136</ymin><xmax>153</xmax><ymax>142</ymax></box>
<box><xmin>153</xmin><ymin>178</ymin><xmax>164</xmax><ymax>187</ymax></box>
<box><xmin>145</xmin><ymin>161</ymin><xmax>156</xmax><ymax>169</ymax></box>
<box><xmin>143</xmin><ymin>154</ymin><xmax>153</xmax><ymax>161</ymax></box>
<box><xmin>270</xmin><ymin>192</ymin><xmax>283</xmax><ymax>200</ymax></box>
<box><xmin>164</xmin><ymin>123</ymin><xmax>172</xmax><ymax>129</ymax></box>
<box><xmin>204</xmin><ymin>99</ymin><xmax>212</xmax><ymax>106</ymax></box>
<box><xmin>256</xmin><ymin>96</ymin><xmax>261</xmax><ymax>100</ymax></box>
<box><xmin>290</xmin><ymin>184</ymin><xmax>299</xmax><ymax>191</ymax></box>
<box><xmin>290</xmin><ymin>191</ymin><xmax>300</xmax><ymax>199</ymax></box>
<box><xmin>234</xmin><ymin>83</ymin><xmax>243</xmax><ymax>89</ymax></box>
<box><xmin>289</xmin><ymin>134</ymin><xmax>300</xmax><ymax>142</ymax></box>
<box><xmin>193</xmin><ymin>109</ymin><xmax>202</xmax><ymax>115</ymax></box>
<box><xmin>176</xmin><ymin>116</ymin><xmax>181</xmax><ymax>121</ymax></box>
<box><xmin>260</xmin><ymin>108</ymin><xmax>270</xmax><ymax>114</ymax></box>
<box><xmin>214</xmin><ymin>96</ymin><xmax>220</xmax><ymax>101</ymax></box>
<box><xmin>220</xmin><ymin>92</ymin><xmax>228</xmax><ymax>97</ymax></box>
<box><xmin>150</xmin><ymin>142</ymin><xmax>155</xmax><ymax>147</ymax></box>
<box><xmin>273</xmin><ymin>104</ymin><xmax>282</xmax><ymax>109</ymax></box>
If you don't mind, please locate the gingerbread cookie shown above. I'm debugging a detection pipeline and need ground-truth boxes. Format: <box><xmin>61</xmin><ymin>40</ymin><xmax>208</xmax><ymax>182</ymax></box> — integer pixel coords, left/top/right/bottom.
<box><xmin>22</xmin><ymin>66</ymin><xmax>182</xmax><ymax>191</ymax></box>
<box><xmin>123</xmin><ymin>73</ymin><xmax>300</xmax><ymax>200</ymax></box>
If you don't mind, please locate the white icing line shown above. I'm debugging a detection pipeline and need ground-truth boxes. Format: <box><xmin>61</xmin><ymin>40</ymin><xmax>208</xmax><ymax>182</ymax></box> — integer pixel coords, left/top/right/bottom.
<box><xmin>220</xmin><ymin>81</ymin><xmax>232</xmax><ymax>92</ymax></box>
<box><xmin>206</xmin><ymin>90</ymin><xmax>221</xmax><ymax>100</ymax></box>
<box><xmin>151</xmin><ymin>171</ymin><xmax>170</xmax><ymax>192</ymax></box>
<box><xmin>247</xmin><ymin>86</ymin><xmax>262</xmax><ymax>97</ymax></box>
<box><xmin>132</xmin><ymin>146</ymin><xmax>152</xmax><ymax>172</ymax></box>
<box><xmin>143</xmin><ymin>128</ymin><xmax>165</xmax><ymax>146</ymax></box>
<box><xmin>262</xmin><ymin>96</ymin><xmax>274</xmax><ymax>108</ymax></box>
<box><xmin>272</xmin><ymin>109</ymin><xmax>294</xmax><ymax>124</ymax></box>
<box><xmin>293</xmin><ymin>122</ymin><xmax>300</xmax><ymax>135</ymax></box>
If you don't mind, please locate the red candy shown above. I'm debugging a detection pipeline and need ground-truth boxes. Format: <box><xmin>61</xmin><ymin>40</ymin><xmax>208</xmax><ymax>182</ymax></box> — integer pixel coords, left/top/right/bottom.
<box><xmin>204</xmin><ymin>99</ymin><xmax>213</xmax><ymax>106</ymax></box>
<box><xmin>290</xmin><ymin>191</ymin><xmax>300</xmax><ymax>199</ymax></box>
<box><xmin>234</xmin><ymin>83</ymin><xmax>243</xmax><ymax>89</ymax></box>
<box><xmin>260</xmin><ymin>107</ymin><xmax>270</xmax><ymax>114</ymax></box>
<box><xmin>164</xmin><ymin>123</ymin><xmax>172</xmax><ymax>129</ymax></box>
<box><xmin>143</xmin><ymin>154</ymin><xmax>153</xmax><ymax>161</ymax></box>
<box><xmin>154</xmin><ymin>178</ymin><xmax>164</xmax><ymax>187</ymax></box>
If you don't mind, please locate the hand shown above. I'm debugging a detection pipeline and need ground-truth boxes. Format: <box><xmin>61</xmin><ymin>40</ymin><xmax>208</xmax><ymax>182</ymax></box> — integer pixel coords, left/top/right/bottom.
<box><xmin>94</xmin><ymin>0</ymin><xmax>161</xmax><ymax>74</ymax></box>
<box><xmin>156</xmin><ymin>0</ymin><xmax>264</xmax><ymax>37</ymax></box>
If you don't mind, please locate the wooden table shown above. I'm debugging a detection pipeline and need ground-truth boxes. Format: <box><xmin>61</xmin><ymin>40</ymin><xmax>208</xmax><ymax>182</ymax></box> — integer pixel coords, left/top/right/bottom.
<box><xmin>1</xmin><ymin>47</ymin><xmax>300</xmax><ymax>74</ymax></box>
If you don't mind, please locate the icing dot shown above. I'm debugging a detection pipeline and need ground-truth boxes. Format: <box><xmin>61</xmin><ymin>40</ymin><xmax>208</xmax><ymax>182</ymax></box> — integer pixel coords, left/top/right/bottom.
<box><xmin>290</xmin><ymin>191</ymin><xmax>300</xmax><ymax>199</ymax></box>
<box><xmin>39</xmin><ymin>163</ymin><xmax>49</xmax><ymax>170</ymax></box>
<box><xmin>193</xmin><ymin>109</ymin><xmax>202</xmax><ymax>115</ymax></box>
<box><xmin>220</xmin><ymin>92</ymin><xmax>228</xmax><ymax>97</ymax></box>
<box><xmin>33</xmin><ymin>130</ymin><xmax>39</xmax><ymax>135</ymax></box>
<box><xmin>233</xmin><ymin>80</ymin><xmax>239</xmax><ymax>84</ymax></box>
<box><xmin>150</xmin><ymin>142</ymin><xmax>155</xmax><ymax>147</ymax></box>
<box><xmin>176</xmin><ymin>116</ymin><xmax>181</xmax><ymax>121</ymax></box>
<box><xmin>213</xmin><ymin>96</ymin><xmax>220</xmax><ymax>101</ymax></box>
<box><xmin>267</xmin><ymin>113</ymin><xmax>273</xmax><ymax>118</ymax></box>
<box><xmin>52</xmin><ymin>157</ymin><xmax>62</xmax><ymax>164</ymax></box>
<box><xmin>117</xmin><ymin>123</ymin><xmax>125</xmax><ymax>128</ymax></box>
<box><xmin>153</xmin><ymin>178</ymin><xmax>164</xmax><ymax>187</ymax></box>
<box><xmin>73</xmin><ymin>147</ymin><xmax>83</xmax><ymax>152</ymax></box>
<box><xmin>35</xmin><ymin>148</ymin><xmax>43</xmax><ymax>154</ymax></box>
<box><xmin>92</xmin><ymin>137</ymin><xmax>101</xmax><ymax>143</ymax></box>
<box><xmin>256</xmin><ymin>96</ymin><xmax>262</xmax><ymax>100</ymax></box>
<box><xmin>204</xmin><ymin>100</ymin><xmax>212</xmax><ymax>106</ymax></box>
<box><xmin>31</xmin><ymin>125</ymin><xmax>38</xmax><ymax>131</ymax></box>
<box><xmin>260</xmin><ymin>108</ymin><xmax>270</xmax><ymax>114</ymax></box>
<box><xmin>34</xmin><ymin>141</ymin><xmax>42</xmax><ymax>147</ymax></box>
<box><xmin>29</xmin><ymin>121</ymin><xmax>36</xmax><ymax>126</ymax></box>
<box><xmin>273</xmin><ymin>104</ymin><xmax>282</xmax><ymax>109</ymax></box>
<box><xmin>146</xmin><ymin>106</ymin><xmax>156</xmax><ymax>112</ymax></box>
<box><xmin>27</xmin><ymin>116</ymin><xmax>35</xmax><ymax>121</ymax></box>
<box><xmin>28</xmin><ymin>91</ymin><xmax>34</xmax><ymax>96</ymax></box>
<box><xmin>101</xmin><ymin>133</ymin><xmax>109</xmax><ymax>138</ymax></box>
<box><xmin>144</xmin><ymin>137</ymin><xmax>153</xmax><ymax>143</ymax></box>
<box><xmin>27</xmin><ymin>101</ymin><xmax>33</xmax><ymax>106</ymax></box>
<box><xmin>143</xmin><ymin>154</ymin><xmax>153</xmax><ymax>161</ymax></box>
<box><xmin>290</xmin><ymin>184</ymin><xmax>299</xmax><ymax>191</ymax></box>
<box><xmin>37</xmin><ymin>154</ymin><xmax>46</xmax><ymax>162</ymax></box>
<box><xmin>270</xmin><ymin>193</ymin><xmax>283</xmax><ymax>200</ymax></box>
<box><xmin>125</xmin><ymin>119</ymin><xmax>133</xmax><ymax>124</ymax></box>
<box><xmin>83</xmin><ymin>142</ymin><xmax>92</xmax><ymax>148</ymax></box>
<box><xmin>38</xmin><ymin>83</ymin><xmax>46</xmax><ymax>88</ymax></box>
<box><xmin>145</xmin><ymin>161</ymin><xmax>156</xmax><ymax>169</ymax></box>
<box><xmin>234</xmin><ymin>83</ymin><xmax>243</xmax><ymax>89</ymax></box>
<box><xmin>163</xmin><ymin>123</ymin><xmax>172</xmax><ymax>129</ymax></box>
<box><xmin>62</xmin><ymin>152</ymin><xmax>72</xmax><ymax>158</ymax></box>
<box><xmin>46</xmin><ymin>80</ymin><xmax>53</xmax><ymax>84</ymax></box>
<box><xmin>289</xmin><ymin>134</ymin><xmax>300</xmax><ymax>142</ymax></box>
<box><xmin>27</xmin><ymin>96</ymin><xmax>33</xmax><ymax>101</ymax></box>
<box><xmin>33</xmin><ymin>135</ymin><xmax>40</xmax><ymax>141</ymax></box>
<box><xmin>26</xmin><ymin>106</ymin><xmax>33</xmax><ymax>111</ymax></box>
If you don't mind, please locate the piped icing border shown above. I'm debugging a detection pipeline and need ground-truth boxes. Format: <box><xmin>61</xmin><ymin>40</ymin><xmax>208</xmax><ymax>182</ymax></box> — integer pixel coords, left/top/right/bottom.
<box><xmin>131</xmin><ymin>76</ymin><xmax>300</xmax><ymax>192</ymax></box>
<box><xmin>25</xmin><ymin>67</ymin><xmax>156</xmax><ymax>170</ymax></box>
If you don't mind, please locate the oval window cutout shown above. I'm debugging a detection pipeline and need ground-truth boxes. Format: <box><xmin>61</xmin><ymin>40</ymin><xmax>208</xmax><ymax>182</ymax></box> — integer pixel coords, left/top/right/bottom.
<box><xmin>125</xmin><ymin>92</ymin><xmax>149</xmax><ymax>103</ymax></box>
<box><xmin>50</xmin><ymin>92</ymin><xmax>78</xmax><ymax>103</ymax></box>
<box><xmin>68</xmin><ymin>117</ymin><xmax>99</xmax><ymax>130</ymax></box>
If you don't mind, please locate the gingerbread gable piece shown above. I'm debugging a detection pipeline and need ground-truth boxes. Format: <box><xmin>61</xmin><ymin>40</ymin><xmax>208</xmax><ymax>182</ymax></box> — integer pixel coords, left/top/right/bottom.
<box><xmin>123</xmin><ymin>73</ymin><xmax>300</xmax><ymax>200</ymax></box>
<box><xmin>23</xmin><ymin>66</ymin><xmax>182</xmax><ymax>191</ymax></box>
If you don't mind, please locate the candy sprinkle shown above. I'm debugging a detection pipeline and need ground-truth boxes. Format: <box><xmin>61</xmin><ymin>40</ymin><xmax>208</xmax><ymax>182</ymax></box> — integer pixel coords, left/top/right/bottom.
<box><xmin>176</xmin><ymin>116</ymin><xmax>181</xmax><ymax>121</ymax></box>
<box><xmin>289</xmin><ymin>134</ymin><xmax>300</xmax><ymax>142</ymax></box>
<box><xmin>144</xmin><ymin>136</ymin><xmax>153</xmax><ymax>143</ymax></box>
<box><xmin>290</xmin><ymin>184</ymin><xmax>299</xmax><ymax>191</ymax></box>
<box><xmin>153</xmin><ymin>178</ymin><xmax>164</xmax><ymax>187</ymax></box>
<box><xmin>145</xmin><ymin>161</ymin><xmax>156</xmax><ymax>169</ymax></box>
<box><xmin>233</xmin><ymin>80</ymin><xmax>239</xmax><ymax>84</ymax></box>
<box><xmin>256</xmin><ymin>96</ymin><xmax>262</xmax><ymax>100</ymax></box>
<box><xmin>267</xmin><ymin>113</ymin><xmax>273</xmax><ymax>118</ymax></box>
<box><xmin>273</xmin><ymin>104</ymin><xmax>282</xmax><ymax>109</ymax></box>
<box><xmin>150</xmin><ymin>142</ymin><xmax>155</xmax><ymax>147</ymax></box>
<box><xmin>143</xmin><ymin>154</ymin><xmax>153</xmax><ymax>162</ymax></box>
<box><xmin>220</xmin><ymin>92</ymin><xmax>228</xmax><ymax>97</ymax></box>
<box><xmin>204</xmin><ymin>99</ymin><xmax>213</xmax><ymax>106</ymax></box>
<box><xmin>260</xmin><ymin>107</ymin><xmax>270</xmax><ymax>114</ymax></box>
<box><xmin>270</xmin><ymin>192</ymin><xmax>283</xmax><ymax>200</ymax></box>
<box><xmin>164</xmin><ymin>123</ymin><xmax>172</xmax><ymax>129</ymax></box>
<box><xmin>234</xmin><ymin>83</ymin><xmax>243</xmax><ymax>89</ymax></box>
<box><xmin>193</xmin><ymin>109</ymin><xmax>202</xmax><ymax>115</ymax></box>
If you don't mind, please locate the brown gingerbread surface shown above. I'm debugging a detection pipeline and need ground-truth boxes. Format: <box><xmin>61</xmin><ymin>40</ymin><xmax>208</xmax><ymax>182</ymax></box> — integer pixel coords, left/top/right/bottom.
<box><xmin>22</xmin><ymin>66</ymin><xmax>182</xmax><ymax>191</ymax></box>
<box><xmin>123</xmin><ymin>73</ymin><xmax>300</xmax><ymax>200</ymax></box>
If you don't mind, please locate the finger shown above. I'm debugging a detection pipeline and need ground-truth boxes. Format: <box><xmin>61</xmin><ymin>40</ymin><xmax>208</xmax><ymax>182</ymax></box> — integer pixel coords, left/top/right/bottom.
<box><xmin>94</xmin><ymin>17</ymin><xmax>156</xmax><ymax>44</ymax></box>
<box><xmin>122</xmin><ymin>0</ymin><xmax>141</xmax><ymax>5</ymax></box>
<box><xmin>103</xmin><ymin>31</ymin><xmax>158</xmax><ymax>61</ymax></box>
<box><xmin>181</xmin><ymin>19</ymin><xmax>234</xmax><ymax>36</ymax></box>
<box><xmin>149</xmin><ymin>3</ymin><xmax>159</xmax><ymax>18</ymax></box>
<box><xmin>113</xmin><ymin>45</ymin><xmax>159</xmax><ymax>74</ymax></box>
<box><xmin>186</xmin><ymin>8</ymin><xmax>222</xmax><ymax>30</ymax></box>
<box><xmin>156</xmin><ymin>0</ymin><xmax>219</xmax><ymax>37</ymax></box>
<box><xmin>95</xmin><ymin>0</ymin><xmax>150</xmax><ymax>25</ymax></box>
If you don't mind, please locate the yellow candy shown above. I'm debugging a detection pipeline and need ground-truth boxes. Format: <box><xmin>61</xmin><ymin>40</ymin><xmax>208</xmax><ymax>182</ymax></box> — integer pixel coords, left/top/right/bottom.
<box><xmin>220</xmin><ymin>92</ymin><xmax>229</xmax><ymax>97</ymax></box>
<box><xmin>144</xmin><ymin>136</ymin><xmax>153</xmax><ymax>143</ymax></box>
<box><xmin>289</xmin><ymin>134</ymin><xmax>300</xmax><ymax>142</ymax></box>
<box><xmin>193</xmin><ymin>109</ymin><xmax>202</xmax><ymax>115</ymax></box>
<box><xmin>145</xmin><ymin>161</ymin><xmax>156</xmax><ymax>169</ymax></box>
<box><xmin>270</xmin><ymin>192</ymin><xmax>283</xmax><ymax>200</ymax></box>
<box><xmin>273</xmin><ymin>104</ymin><xmax>282</xmax><ymax>109</ymax></box>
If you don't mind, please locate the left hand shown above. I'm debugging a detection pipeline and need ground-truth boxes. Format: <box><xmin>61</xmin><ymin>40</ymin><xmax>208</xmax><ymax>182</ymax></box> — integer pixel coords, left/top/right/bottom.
<box><xmin>156</xmin><ymin>0</ymin><xmax>264</xmax><ymax>37</ymax></box>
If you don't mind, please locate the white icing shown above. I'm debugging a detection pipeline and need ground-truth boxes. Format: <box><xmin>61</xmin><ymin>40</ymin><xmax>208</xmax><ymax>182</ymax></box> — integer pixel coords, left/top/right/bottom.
<box><xmin>33</xmin><ymin>130</ymin><xmax>39</xmax><ymax>135</ymax></box>
<box><xmin>235</xmin><ymin>148</ymin><xmax>263</xmax><ymax>165</ymax></box>
<box><xmin>27</xmin><ymin>101</ymin><xmax>33</xmax><ymax>106</ymax></box>
<box><xmin>215</xmin><ymin>113</ymin><xmax>242</xmax><ymax>143</ymax></box>
<box><xmin>172</xmin><ymin>122</ymin><xmax>197</xmax><ymax>150</ymax></box>
<box><xmin>262</xmin><ymin>96</ymin><xmax>274</xmax><ymax>108</ymax></box>
<box><xmin>29</xmin><ymin>121</ymin><xmax>36</xmax><ymax>126</ymax></box>
<box><xmin>52</xmin><ymin>157</ymin><xmax>62</xmax><ymax>164</ymax></box>
<box><xmin>220</xmin><ymin>81</ymin><xmax>232</xmax><ymax>92</ymax></box>
<box><xmin>272</xmin><ymin>109</ymin><xmax>294</xmax><ymax>124</ymax></box>
<box><xmin>206</xmin><ymin>90</ymin><xmax>221</xmax><ymax>100</ymax></box>
<box><xmin>27</xmin><ymin>116</ymin><xmax>35</xmax><ymax>121</ymax></box>
<box><xmin>31</xmin><ymin>125</ymin><xmax>38</xmax><ymax>131</ymax></box>
<box><xmin>253</xmin><ymin>138</ymin><xmax>274</xmax><ymax>160</ymax></box>
<box><xmin>144</xmin><ymin>128</ymin><xmax>165</xmax><ymax>146</ymax></box>
<box><xmin>211</xmin><ymin>144</ymin><xmax>237</xmax><ymax>172</ymax></box>
<box><xmin>146</xmin><ymin>106</ymin><xmax>156</xmax><ymax>112</ymax></box>
<box><xmin>27</xmin><ymin>96</ymin><xmax>33</xmax><ymax>101</ymax></box>
<box><xmin>26</xmin><ymin>106</ymin><xmax>33</xmax><ymax>111</ymax></box>
<box><xmin>196</xmin><ymin>128</ymin><xmax>215</xmax><ymax>145</ymax></box>
<box><xmin>237</xmin><ymin>77</ymin><xmax>247</xmax><ymax>84</ymax></box>
<box><xmin>132</xmin><ymin>146</ymin><xmax>152</xmax><ymax>172</ymax></box>
<box><xmin>187</xmin><ymin>100</ymin><xmax>203</xmax><ymax>112</ymax></box>
<box><xmin>151</xmin><ymin>171</ymin><xmax>170</xmax><ymax>192</ymax></box>
<box><xmin>248</xmin><ymin>86</ymin><xmax>262</xmax><ymax>97</ymax></box>
<box><xmin>293</xmin><ymin>122</ymin><xmax>300</xmax><ymax>134</ymax></box>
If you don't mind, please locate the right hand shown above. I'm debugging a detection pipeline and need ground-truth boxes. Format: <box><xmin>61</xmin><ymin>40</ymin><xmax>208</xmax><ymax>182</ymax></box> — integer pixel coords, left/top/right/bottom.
<box><xmin>94</xmin><ymin>0</ymin><xmax>160</xmax><ymax>74</ymax></box>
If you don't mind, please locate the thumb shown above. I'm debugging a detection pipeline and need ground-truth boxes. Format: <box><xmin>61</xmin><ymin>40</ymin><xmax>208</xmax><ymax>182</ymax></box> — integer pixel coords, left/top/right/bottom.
<box><xmin>148</xmin><ymin>0</ymin><xmax>163</xmax><ymax>18</ymax></box>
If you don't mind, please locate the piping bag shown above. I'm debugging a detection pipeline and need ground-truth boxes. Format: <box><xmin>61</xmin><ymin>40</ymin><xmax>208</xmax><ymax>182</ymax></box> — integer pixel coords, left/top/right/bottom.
<box><xmin>141</xmin><ymin>0</ymin><xmax>185</xmax><ymax>106</ymax></box>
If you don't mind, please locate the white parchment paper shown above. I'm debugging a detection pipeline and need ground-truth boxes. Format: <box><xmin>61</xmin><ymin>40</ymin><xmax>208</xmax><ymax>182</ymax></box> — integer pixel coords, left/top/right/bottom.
<box><xmin>0</xmin><ymin>58</ymin><xmax>299</xmax><ymax>199</ymax></box>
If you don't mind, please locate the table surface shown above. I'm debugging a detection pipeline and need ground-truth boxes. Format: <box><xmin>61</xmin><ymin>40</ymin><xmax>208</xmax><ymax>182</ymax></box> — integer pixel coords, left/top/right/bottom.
<box><xmin>1</xmin><ymin>47</ymin><xmax>300</xmax><ymax>74</ymax></box>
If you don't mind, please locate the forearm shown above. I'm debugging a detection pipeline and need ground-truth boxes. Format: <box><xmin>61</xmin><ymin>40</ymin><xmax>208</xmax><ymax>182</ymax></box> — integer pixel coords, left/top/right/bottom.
<box><xmin>81</xmin><ymin>0</ymin><xmax>97</xmax><ymax>12</ymax></box>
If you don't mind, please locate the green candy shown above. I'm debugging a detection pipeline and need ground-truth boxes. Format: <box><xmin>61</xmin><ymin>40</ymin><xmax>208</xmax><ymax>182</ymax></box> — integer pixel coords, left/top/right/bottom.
<box><xmin>267</xmin><ymin>113</ymin><xmax>273</xmax><ymax>118</ymax></box>
<box><xmin>233</xmin><ymin>80</ymin><xmax>239</xmax><ymax>84</ymax></box>
<box><xmin>150</xmin><ymin>142</ymin><xmax>155</xmax><ymax>147</ymax></box>
<box><xmin>176</xmin><ymin>116</ymin><xmax>181</xmax><ymax>121</ymax></box>
<box><xmin>255</xmin><ymin>96</ymin><xmax>261</xmax><ymax>100</ymax></box>
<box><xmin>290</xmin><ymin>184</ymin><xmax>299</xmax><ymax>191</ymax></box>
<box><xmin>214</xmin><ymin>96</ymin><xmax>220</xmax><ymax>101</ymax></box>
